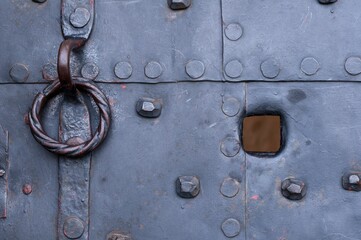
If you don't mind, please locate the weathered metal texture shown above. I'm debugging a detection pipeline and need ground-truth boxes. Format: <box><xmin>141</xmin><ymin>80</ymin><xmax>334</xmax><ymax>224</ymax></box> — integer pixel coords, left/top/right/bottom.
<box><xmin>90</xmin><ymin>83</ymin><xmax>246</xmax><ymax>239</ymax></box>
<box><xmin>58</xmin><ymin>91</ymin><xmax>91</xmax><ymax>240</ymax></box>
<box><xmin>0</xmin><ymin>125</ymin><xmax>8</xmax><ymax>218</ymax></box>
<box><xmin>245</xmin><ymin>83</ymin><xmax>361</xmax><ymax>239</ymax></box>
<box><xmin>61</xmin><ymin>0</ymin><xmax>94</xmax><ymax>40</ymax></box>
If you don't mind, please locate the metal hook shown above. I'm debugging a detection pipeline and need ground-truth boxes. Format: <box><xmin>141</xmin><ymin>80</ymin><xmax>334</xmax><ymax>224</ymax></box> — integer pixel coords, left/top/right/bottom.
<box><xmin>57</xmin><ymin>38</ymin><xmax>86</xmax><ymax>90</ymax></box>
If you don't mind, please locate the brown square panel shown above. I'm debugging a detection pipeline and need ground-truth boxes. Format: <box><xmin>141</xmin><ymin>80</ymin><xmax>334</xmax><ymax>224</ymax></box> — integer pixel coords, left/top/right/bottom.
<box><xmin>242</xmin><ymin>115</ymin><xmax>281</xmax><ymax>153</ymax></box>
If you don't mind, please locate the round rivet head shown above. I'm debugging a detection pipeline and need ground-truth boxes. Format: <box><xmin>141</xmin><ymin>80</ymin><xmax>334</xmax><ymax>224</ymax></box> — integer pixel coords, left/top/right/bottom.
<box><xmin>222</xmin><ymin>97</ymin><xmax>241</xmax><ymax>117</ymax></box>
<box><xmin>145</xmin><ymin>61</ymin><xmax>163</xmax><ymax>79</ymax></box>
<box><xmin>32</xmin><ymin>0</ymin><xmax>47</xmax><ymax>3</ymax></box>
<box><xmin>168</xmin><ymin>0</ymin><xmax>191</xmax><ymax>10</ymax></box>
<box><xmin>70</xmin><ymin>8</ymin><xmax>91</xmax><ymax>28</ymax></box>
<box><xmin>9</xmin><ymin>63</ymin><xmax>29</xmax><ymax>83</ymax></box>
<box><xmin>0</xmin><ymin>169</ymin><xmax>5</xmax><ymax>177</ymax></box>
<box><xmin>345</xmin><ymin>57</ymin><xmax>361</xmax><ymax>76</ymax></box>
<box><xmin>261</xmin><ymin>58</ymin><xmax>280</xmax><ymax>79</ymax></box>
<box><xmin>114</xmin><ymin>62</ymin><xmax>133</xmax><ymax>80</ymax></box>
<box><xmin>220</xmin><ymin>137</ymin><xmax>240</xmax><ymax>157</ymax></box>
<box><xmin>186</xmin><ymin>60</ymin><xmax>205</xmax><ymax>79</ymax></box>
<box><xmin>301</xmin><ymin>57</ymin><xmax>320</xmax><ymax>76</ymax></box>
<box><xmin>224</xmin><ymin>23</ymin><xmax>243</xmax><ymax>41</ymax></box>
<box><xmin>22</xmin><ymin>184</ymin><xmax>32</xmax><ymax>195</ymax></box>
<box><xmin>42</xmin><ymin>63</ymin><xmax>58</xmax><ymax>81</ymax></box>
<box><xmin>81</xmin><ymin>63</ymin><xmax>99</xmax><ymax>80</ymax></box>
<box><xmin>63</xmin><ymin>217</ymin><xmax>85</xmax><ymax>239</ymax></box>
<box><xmin>225</xmin><ymin>60</ymin><xmax>243</xmax><ymax>79</ymax></box>
<box><xmin>220</xmin><ymin>178</ymin><xmax>240</xmax><ymax>198</ymax></box>
<box><xmin>221</xmin><ymin>218</ymin><xmax>241</xmax><ymax>238</ymax></box>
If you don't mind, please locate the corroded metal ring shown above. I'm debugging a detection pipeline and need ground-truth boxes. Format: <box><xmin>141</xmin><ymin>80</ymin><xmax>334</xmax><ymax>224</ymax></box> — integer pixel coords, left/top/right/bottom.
<box><xmin>29</xmin><ymin>78</ymin><xmax>111</xmax><ymax>158</ymax></box>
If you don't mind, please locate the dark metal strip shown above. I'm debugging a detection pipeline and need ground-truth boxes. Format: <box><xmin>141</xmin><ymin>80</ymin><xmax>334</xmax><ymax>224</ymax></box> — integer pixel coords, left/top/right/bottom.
<box><xmin>61</xmin><ymin>0</ymin><xmax>95</xmax><ymax>40</ymax></box>
<box><xmin>0</xmin><ymin>125</ymin><xmax>8</xmax><ymax>219</ymax></box>
<box><xmin>57</xmin><ymin>92</ymin><xmax>91</xmax><ymax>240</ymax></box>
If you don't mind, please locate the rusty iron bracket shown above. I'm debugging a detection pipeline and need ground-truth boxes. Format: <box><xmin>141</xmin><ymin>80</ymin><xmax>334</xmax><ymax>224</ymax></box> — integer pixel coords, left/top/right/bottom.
<box><xmin>61</xmin><ymin>0</ymin><xmax>95</xmax><ymax>40</ymax></box>
<box><xmin>58</xmin><ymin>92</ymin><xmax>91</xmax><ymax>240</ymax></box>
<box><xmin>0</xmin><ymin>125</ymin><xmax>8</xmax><ymax>219</ymax></box>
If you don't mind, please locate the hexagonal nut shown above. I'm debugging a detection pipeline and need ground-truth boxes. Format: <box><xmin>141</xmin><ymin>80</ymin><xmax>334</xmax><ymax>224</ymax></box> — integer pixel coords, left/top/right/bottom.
<box><xmin>136</xmin><ymin>97</ymin><xmax>162</xmax><ymax>118</ymax></box>
<box><xmin>342</xmin><ymin>173</ymin><xmax>361</xmax><ymax>192</ymax></box>
<box><xmin>318</xmin><ymin>0</ymin><xmax>337</xmax><ymax>4</ymax></box>
<box><xmin>168</xmin><ymin>0</ymin><xmax>191</xmax><ymax>10</ymax></box>
<box><xmin>176</xmin><ymin>176</ymin><xmax>200</xmax><ymax>198</ymax></box>
<box><xmin>281</xmin><ymin>178</ymin><xmax>306</xmax><ymax>200</ymax></box>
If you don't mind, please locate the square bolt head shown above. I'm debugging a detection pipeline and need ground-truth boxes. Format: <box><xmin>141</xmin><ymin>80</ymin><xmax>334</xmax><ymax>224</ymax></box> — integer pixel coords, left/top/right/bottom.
<box><xmin>281</xmin><ymin>178</ymin><xmax>306</xmax><ymax>200</ymax></box>
<box><xmin>168</xmin><ymin>0</ymin><xmax>191</xmax><ymax>10</ymax></box>
<box><xmin>176</xmin><ymin>176</ymin><xmax>200</xmax><ymax>198</ymax></box>
<box><xmin>136</xmin><ymin>97</ymin><xmax>162</xmax><ymax>118</ymax></box>
<box><xmin>342</xmin><ymin>173</ymin><xmax>361</xmax><ymax>191</ymax></box>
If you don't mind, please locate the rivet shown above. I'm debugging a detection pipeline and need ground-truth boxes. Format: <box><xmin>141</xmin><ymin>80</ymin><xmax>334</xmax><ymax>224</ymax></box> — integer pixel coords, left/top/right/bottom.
<box><xmin>63</xmin><ymin>217</ymin><xmax>85</xmax><ymax>239</ymax></box>
<box><xmin>221</xmin><ymin>218</ymin><xmax>241</xmax><ymax>238</ymax></box>
<box><xmin>22</xmin><ymin>184</ymin><xmax>32</xmax><ymax>195</ymax></box>
<box><xmin>301</xmin><ymin>57</ymin><xmax>320</xmax><ymax>76</ymax></box>
<box><xmin>9</xmin><ymin>63</ymin><xmax>29</xmax><ymax>83</ymax></box>
<box><xmin>261</xmin><ymin>58</ymin><xmax>280</xmax><ymax>79</ymax></box>
<box><xmin>42</xmin><ymin>63</ymin><xmax>58</xmax><ymax>81</ymax></box>
<box><xmin>345</xmin><ymin>57</ymin><xmax>361</xmax><ymax>76</ymax></box>
<box><xmin>114</xmin><ymin>62</ymin><xmax>133</xmax><ymax>80</ymax></box>
<box><xmin>81</xmin><ymin>62</ymin><xmax>99</xmax><ymax>80</ymax></box>
<box><xmin>220</xmin><ymin>137</ymin><xmax>240</xmax><ymax>157</ymax></box>
<box><xmin>318</xmin><ymin>0</ymin><xmax>337</xmax><ymax>4</ymax></box>
<box><xmin>224</xmin><ymin>23</ymin><xmax>243</xmax><ymax>41</ymax></box>
<box><xmin>185</xmin><ymin>60</ymin><xmax>205</xmax><ymax>79</ymax></box>
<box><xmin>176</xmin><ymin>176</ymin><xmax>200</xmax><ymax>199</ymax></box>
<box><xmin>281</xmin><ymin>178</ymin><xmax>306</xmax><ymax>200</ymax></box>
<box><xmin>222</xmin><ymin>97</ymin><xmax>241</xmax><ymax>117</ymax></box>
<box><xmin>145</xmin><ymin>61</ymin><xmax>163</xmax><ymax>79</ymax></box>
<box><xmin>32</xmin><ymin>0</ymin><xmax>47</xmax><ymax>3</ymax></box>
<box><xmin>0</xmin><ymin>169</ymin><xmax>5</xmax><ymax>177</ymax></box>
<box><xmin>70</xmin><ymin>8</ymin><xmax>91</xmax><ymax>28</ymax></box>
<box><xmin>168</xmin><ymin>0</ymin><xmax>191</xmax><ymax>10</ymax></box>
<box><xmin>220</xmin><ymin>178</ymin><xmax>240</xmax><ymax>198</ymax></box>
<box><xmin>225</xmin><ymin>60</ymin><xmax>243</xmax><ymax>79</ymax></box>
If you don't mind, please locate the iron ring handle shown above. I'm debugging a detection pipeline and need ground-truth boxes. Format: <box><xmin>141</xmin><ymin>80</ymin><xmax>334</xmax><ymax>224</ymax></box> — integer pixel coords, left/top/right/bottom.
<box><xmin>58</xmin><ymin>38</ymin><xmax>86</xmax><ymax>89</ymax></box>
<box><xmin>29</xmin><ymin>78</ymin><xmax>111</xmax><ymax>158</ymax></box>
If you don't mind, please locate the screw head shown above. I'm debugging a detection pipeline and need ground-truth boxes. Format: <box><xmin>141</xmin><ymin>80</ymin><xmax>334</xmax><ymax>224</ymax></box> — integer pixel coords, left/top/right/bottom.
<box><xmin>176</xmin><ymin>176</ymin><xmax>200</xmax><ymax>198</ymax></box>
<box><xmin>281</xmin><ymin>178</ymin><xmax>306</xmax><ymax>200</ymax></box>
<box><xmin>0</xmin><ymin>169</ymin><xmax>5</xmax><ymax>177</ymax></box>
<box><xmin>136</xmin><ymin>98</ymin><xmax>162</xmax><ymax>118</ymax></box>
<box><xmin>168</xmin><ymin>0</ymin><xmax>191</xmax><ymax>10</ymax></box>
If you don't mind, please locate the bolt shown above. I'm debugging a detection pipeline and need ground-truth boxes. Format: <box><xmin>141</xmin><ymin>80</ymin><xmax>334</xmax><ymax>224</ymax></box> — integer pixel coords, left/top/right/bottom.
<box><xmin>281</xmin><ymin>178</ymin><xmax>306</xmax><ymax>200</ymax></box>
<box><xmin>70</xmin><ymin>8</ymin><xmax>91</xmax><ymax>28</ymax></box>
<box><xmin>0</xmin><ymin>169</ymin><xmax>5</xmax><ymax>177</ymax></box>
<box><xmin>176</xmin><ymin>176</ymin><xmax>200</xmax><ymax>198</ymax></box>
<box><xmin>63</xmin><ymin>217</ymin><xmax>85</xmax><ymax>239</ymax></box>
<box><xmin>342</xmin><ymin>173</ymin><xmax>361</xmax><ymax>191</ymax></box>
<box><xmin>22</xmin><ymin>184</ymin><xmax>32</xmax><ymax>195</ymax></box>
<box><xmin>168</xmin><ymin>0</ymin><xmax>191</xmax><ymax>10</ymax></box>
<box><xmin>318</xmin><ymin>0</ymin><xmax>337</xmax><ymax>4</ymax></box>
<box><xmin>136</xmin><ymin>97</ymin><xmax>162</xmax><ymax>118</ymax></box>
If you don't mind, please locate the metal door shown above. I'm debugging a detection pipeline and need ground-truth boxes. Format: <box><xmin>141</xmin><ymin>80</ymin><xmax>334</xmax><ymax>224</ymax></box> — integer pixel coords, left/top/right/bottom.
<box><xmin>1</xmin><ymin>0</ymin><xmax>360</xmax><ymax>239</ymax></box>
